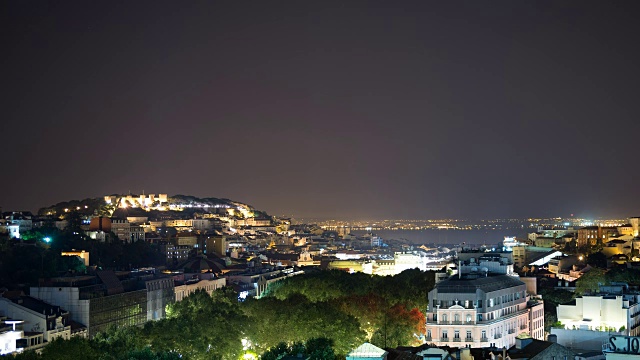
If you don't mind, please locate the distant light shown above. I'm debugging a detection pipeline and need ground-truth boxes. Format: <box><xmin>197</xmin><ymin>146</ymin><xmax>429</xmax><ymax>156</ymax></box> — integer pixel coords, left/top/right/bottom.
<box><xmin>43</xmin><ymin>237</ymin><xmax>51</xmax><ymax>243</ymax></box>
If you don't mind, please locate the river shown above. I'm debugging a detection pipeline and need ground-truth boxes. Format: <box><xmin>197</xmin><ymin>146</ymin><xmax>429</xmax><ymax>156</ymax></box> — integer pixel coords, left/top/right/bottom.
<box><xmin>351</xmin><ymin>228</ymin><xmax>531</xmax><ymax>247</ymax></box>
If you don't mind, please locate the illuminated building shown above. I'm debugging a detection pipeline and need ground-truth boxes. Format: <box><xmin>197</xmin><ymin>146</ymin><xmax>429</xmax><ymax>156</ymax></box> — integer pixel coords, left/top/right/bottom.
<box><xmin>61</xmin><ymin>251</ymin><xmax>90</xmax><ymax>266</ymax></box>
<box><xmin>110</xmin><ymin>218</ymin><xmax>130</xmax><ymax>242</ymax></box>
<box><xmin>0</xmin><ymin>220</ymin><xmax>20</xmax><ymax>239</ymax></box>
<box><xmin>632</xmin><ymin>217</ymin><xmax>640</xmax><ymax>238</ymax></box>
<box><xmin>556</xmin><ymin>284</ymin><xmax>640</xmax><ymax>337</ymax></box>
<box><xmin>425</xmin><ymin>256</ymin><xmax>544</xmax><ymax>349</ymax></box>
<box><xmin>0</xmin><ymin>295</ymin><xmax>75</xmax><ymax>344</ymax></box>
<box><xmin>0</xmin><ymin>320</ymin><xmax>25</xmax><ymax>355</ymax></box>
<box><xmin>30</xmin><ymin>271</ymin><xmax>174</xmax><ymax>338</ymax></box>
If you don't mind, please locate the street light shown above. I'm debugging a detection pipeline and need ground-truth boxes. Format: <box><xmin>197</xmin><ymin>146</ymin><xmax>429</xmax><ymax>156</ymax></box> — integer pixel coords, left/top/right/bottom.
<box><xmin>43</xmin><ymin>237</ymin><xmax>51</xmax><ymax>243</ymax></box>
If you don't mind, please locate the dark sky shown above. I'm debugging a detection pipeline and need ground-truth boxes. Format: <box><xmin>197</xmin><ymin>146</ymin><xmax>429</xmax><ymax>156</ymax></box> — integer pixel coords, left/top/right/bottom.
<box><xmin>2</xmin><ymin>1</ymin><xmax>640</xmax><ymax>220</ymax></box>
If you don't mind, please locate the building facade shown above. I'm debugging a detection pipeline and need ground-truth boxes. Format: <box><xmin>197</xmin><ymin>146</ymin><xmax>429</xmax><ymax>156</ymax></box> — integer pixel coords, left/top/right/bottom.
<box><xmin>425</xmin><ymin>274</ymin><xmax>534</xmax><ymax>349</ymax></box>
<box><xmin>557</xmin><ymin>291</ymin><xmax>640</xmax><ymax>336</ymax></box>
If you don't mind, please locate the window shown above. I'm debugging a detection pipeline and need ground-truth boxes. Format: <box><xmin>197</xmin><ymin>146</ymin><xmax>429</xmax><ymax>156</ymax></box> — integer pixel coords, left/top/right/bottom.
<box><xmin>442</xmin><ymin>314</ymin><xmax>447</xmax><ymax>322</ymax></box>
<box><xmin>427</xmin><ymin>330</ymin><xmax>431</xmax><ymax>338</ymax></box>
<box><xmin>454</xmin><ymin>314</ymin><xmax>460</xmax><ymax>322</ymax></box>
<box><xmin>466</xmin><ymin>314</ymin><xmax>472</xmax><ymax>322</ymax></box>
<box><xmin>442</xmin><ymin>330</ymin><xmax>448</xmax><ymax>339</ymax></box>
<box><xmin>478</xmin><ymin>300</ymin><xmax>482</xmax><ymax>308</ymax></box>
<box><xmin>481</xmin><ymin>330</ymin><xmax>486</xmax><ymax>339</ymax></box>
<box><xmin>454</xmin><ymin>330</ymin><xmax>460</xmax><ymax>339</ymax></box>
<box><xmin>466</xmin><ymin>330</ymin><xmax>471</xmax><ymax>339</ymax></box>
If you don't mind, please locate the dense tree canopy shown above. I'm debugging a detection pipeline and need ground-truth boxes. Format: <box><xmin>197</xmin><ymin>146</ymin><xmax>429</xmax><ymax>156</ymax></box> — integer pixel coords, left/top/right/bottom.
<box><xmin>575</xmin><ymin>268</ymin><xmax>608</xmax><ymax>296</ymax></box>
<box><xmin>262</xmin><ymin>269</ymin><xmax>434</xmax><ymax>349</ymax></box>
<box><xmin>13</xmin><ymin>270</ymin><xmax>436</xmax><ymax>359</ymax></box>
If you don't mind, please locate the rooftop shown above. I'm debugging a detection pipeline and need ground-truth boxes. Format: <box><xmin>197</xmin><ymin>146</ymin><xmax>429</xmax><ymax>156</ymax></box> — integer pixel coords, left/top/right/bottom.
<box><xmin>435</xmin><ymin>274</ymin><xmax>525</xmax><ymax>293</ymax></box>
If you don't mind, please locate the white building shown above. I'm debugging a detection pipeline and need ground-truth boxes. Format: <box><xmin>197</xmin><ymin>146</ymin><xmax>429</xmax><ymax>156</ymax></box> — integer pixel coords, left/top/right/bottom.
<box><xmin>0</xmin><ymin>220</ymin><xmax>20</xmax><ymax>239</ymax></box>
<box><xmin>425</xmin><ymin>257</ymin><xmax>544</xmax><ymax>349</ymax></box>
<box><xmin>0</xmin><ymin>296</ymin><xmax>72</xmax><ymax>343</ymax></box>
<box><xmin>0</xmin><ymin>320</ymin><xmax>25</xmax><ymax>355</ymax></box>
<box><xmin>110</xmin><ymin>218</ymin><xmax>130</xmax><ymax>242</ymax></box>
<box><xmin>557</xmin><ymin>286</ymin><xmax>640</xmax><ymax>336</ymax></box>
<box><xmin>174</xmin><ymin>276</ymin><xmax>226</xmax><ymax>302</ymax></box>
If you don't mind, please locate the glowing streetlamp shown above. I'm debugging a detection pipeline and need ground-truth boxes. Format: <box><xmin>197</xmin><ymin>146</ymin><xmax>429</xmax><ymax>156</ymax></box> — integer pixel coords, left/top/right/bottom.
<box><xmin>43</xmin><ymin>237</ymin><xmax>52</xmax><ymax>243</ymax></box>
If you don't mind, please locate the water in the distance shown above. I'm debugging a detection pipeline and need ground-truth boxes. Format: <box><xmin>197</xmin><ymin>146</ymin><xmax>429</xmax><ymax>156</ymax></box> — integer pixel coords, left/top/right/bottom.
<box><xmin>351</xmin><ymin>229</ymin><xmax>529</xmax><ymax>247</ymax></box>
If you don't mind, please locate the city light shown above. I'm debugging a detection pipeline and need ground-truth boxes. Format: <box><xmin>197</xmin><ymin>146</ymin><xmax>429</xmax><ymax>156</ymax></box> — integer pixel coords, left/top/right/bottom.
<box><xmin>43</xmin><ymin>237</ymin><xmax>51</xmax><ymax>243</ymax></box>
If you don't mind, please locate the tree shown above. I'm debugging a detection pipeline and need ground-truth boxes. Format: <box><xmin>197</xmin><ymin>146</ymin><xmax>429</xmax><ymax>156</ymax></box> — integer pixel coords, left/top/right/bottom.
<box><xmin>260</xmin><ymin>342</ymin><xmax>289</xmax><ymax>360</ymax></box>
<box><xmin>243</xmin><ymin>295</ymin><xmax>365</xmax><ymax>355</ymax></box>
<box><xmin>145</xmin><ymin>288</ymin><xmax>246</xmax><ymax>360</ymax></box>
<box><xmin>92</xmin><ymin>325</ymin><xmax>145</xmax><ymax>358</ymax></box>
<box><xmin>39</xmin><ymin>337</ymin><xmax>99</xmax><ymax>360</ymax></box>
<box><xmin>587</xmin><ymin>252</ymin><xmax>607</xmax><ymax>269</ymax></box>
<box><xmin>370</xmin><ymin>305</ymin><xmax>426</xmax><ymax>348</ymax></box>
<box><xmin>260</xmin><ymin>338</ymin><xmax>336</xmax><ymax>360</ymax></box>
<box><xmin>575</xmin><ymin>268</ymin><xmax>608</xmax><ymax>295</ymax></box>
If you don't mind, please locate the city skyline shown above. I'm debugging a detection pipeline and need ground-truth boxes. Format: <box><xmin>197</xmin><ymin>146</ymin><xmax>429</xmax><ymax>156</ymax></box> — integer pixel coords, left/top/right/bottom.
<box><xmin>3</xmin><ymin>1</ymin><xmax>640</xmax><ymax>219</ymax></box>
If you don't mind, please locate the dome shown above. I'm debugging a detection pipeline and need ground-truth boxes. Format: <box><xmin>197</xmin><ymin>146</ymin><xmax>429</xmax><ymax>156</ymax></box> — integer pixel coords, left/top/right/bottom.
<box><xmin>176</xmin><ymin>256</ymin><xmax>224</xmax><ymax>274</ymax></box>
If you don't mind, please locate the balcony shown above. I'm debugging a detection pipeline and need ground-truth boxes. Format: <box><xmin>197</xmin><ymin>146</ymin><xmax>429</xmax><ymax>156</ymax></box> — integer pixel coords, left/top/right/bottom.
<box><xmin>480</xmin><ymin>337</ymin><xmax>489</xmax><ymax>342</ymax></box>
<box><xmin>440</xmin><ymin>338</ymin><xmax>449</xmax><ymax>342</ymax></box>
<box><xmin>494</xmin><ymin>334</ymin><xmax>502</xmax><ymax>339</ymax></box>
<box><xmin>520</xmin><ymin>324</ymin><xmax>527</xmax><ymax>330</ymax></box>
<box><xmin>508</xmin><ymin>328</ymin><xmax>516</xmax><ymax>334</ymax></box>
<box><xmin>466</xmin><ymin>321</ymin><xmax>475</xmax><ymax>325</ymax></box>
<box><xmin>439</xmin><ymin>321</ymin><xmax>450</xmax><ymax>325</ymax></box>
<box><xmin>451</xmin><ymin>321</ymin><xmax>463</xmax><ymax>325</ymax></box>
<box><xmin>453</xmin><ymin>338</ymin><xmax>461</xmax><ymax>342</ymax></box>
<box><xmin>465</xmin><ymin>337</ymin><xmax>474</xmax><ymax>342</ymax></box>
<box><xmin>425</xmin><ymin>337</ymin><xmax>432</xmax><ymax>342</ymax></box>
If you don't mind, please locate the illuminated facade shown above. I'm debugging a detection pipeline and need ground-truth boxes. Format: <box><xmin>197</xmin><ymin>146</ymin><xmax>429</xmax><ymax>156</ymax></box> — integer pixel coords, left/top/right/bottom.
<box><xmin>557</xmin><ymin>288</ymin><xmax>640</xmax><ymax>337</ymax></box>
<box><xmin>425</xmin><ymin>274</ymin><xmax>543</xmax><ymax>349</ymax></box>
<box><xmin>30</xmin><ymin>272</ymin><xmax>175</xmax><ymax>338</ymax></box>
<box><xmin>632</xmin><ymin>217</ymin><xmax>640</xmax><ymax>238</ymax></box>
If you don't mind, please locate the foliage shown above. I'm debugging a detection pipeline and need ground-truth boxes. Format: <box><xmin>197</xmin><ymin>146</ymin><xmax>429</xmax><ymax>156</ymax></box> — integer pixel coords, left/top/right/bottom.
<box><xmin>538</xmin><ymin>288</ymin><xmax>575</xmax><ymax>316</ymax></box>
<box><xmin>268</xmin><ymin>269</ymin><xmax>434</xmax><ymax>311</ymax></box>
<box><xmin>243</xmin><ymin>294</ymin><xmax>365</xmax><ymax>355</ymax></box>
<box><xmin>586</xmin><ymin>252</ymin><xmax>607</xmax><ymax>269</ymax></box>
<box><xmin>145</xmin><ymin>288</ymin><xmax>246</xmax><ymax>360</ymax></box>
<box><xmin>92</xmin><ymin>325</ymin><xmax>145</xmax><ymax>358</ymax></box>
<box><xmin>370</xmin><ymin>304</ymin><xmax>426</xmax><ymax>348</ymax></box>
<box><xmin>575</xmin><ymin>268</ymin><xmax>608</xmax><ymax>296</ymax></box>
<box><xmin>258</xmin><ymin>269</ymin><xmax>435</xmax><ymax>352</ymax></box>
<box><xmin>5</xmin><ymin>268</ymin><xmax>436</xmax><ymax>359</ymax></box>
<box><xmin>40</xmin><ymin>337</ymin><xmax>100</xmax><ymax>360</ymax></box>
<box><xmin>544</xmin><ymin>313</ymin><xmax>557</xmax><ymax>333</ymax></box>
<box><xmin>607</xmin><ymin>267</ymin><xmax>640</xmax><ymax>286</ymax></box>
<box><xmin>260</xmin><ymin>338</ymin><xmax>336</xmax><ymax>360</ymax></box>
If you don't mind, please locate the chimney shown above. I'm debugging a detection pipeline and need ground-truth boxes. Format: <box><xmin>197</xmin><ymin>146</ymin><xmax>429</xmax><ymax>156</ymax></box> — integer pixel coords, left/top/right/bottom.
<box><xmin>516</xmin><ymin>337</ymin><xmax>534</xmax><ymax>349</ymax></box>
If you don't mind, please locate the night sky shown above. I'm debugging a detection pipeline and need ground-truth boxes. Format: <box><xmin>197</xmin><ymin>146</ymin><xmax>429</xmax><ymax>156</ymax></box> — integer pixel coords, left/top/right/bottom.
<box><xmin>2</xmin><ymin>1</ymin><xmax>640</xmax><ymax>220</ymax></box>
